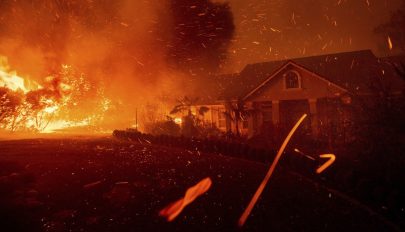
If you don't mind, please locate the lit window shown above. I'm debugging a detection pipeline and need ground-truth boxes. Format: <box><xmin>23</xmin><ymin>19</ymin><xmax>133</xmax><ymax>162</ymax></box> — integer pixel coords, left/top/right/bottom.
<box><xmin>284</xmin><ymin>70</ymin><xmax>301</xmax><ymax>89</ymax></box>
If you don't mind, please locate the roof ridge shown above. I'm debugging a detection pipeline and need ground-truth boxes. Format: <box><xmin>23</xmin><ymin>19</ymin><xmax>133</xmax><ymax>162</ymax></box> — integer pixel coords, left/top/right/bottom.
<box><xmin>243</xmin><ymin>49</ymin><xmax>375</xmax><ymax>68</ymax></box>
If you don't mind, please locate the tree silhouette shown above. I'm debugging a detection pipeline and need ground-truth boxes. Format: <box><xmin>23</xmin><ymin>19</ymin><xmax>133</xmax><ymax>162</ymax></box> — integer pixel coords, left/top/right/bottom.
<box><xmin>170</xmin><ymin>96</ymin><xmax>211</xmax><ymax>137</ymax></box>
<box><xmin>25</xmin><ymin>89</ymin><xmax>59</xmax><ymax>131</ymax></box>
<box><xmin>170</xmin><ymin>96</ymin><xmax>199</xmax><ymax>116</ymax></box>
<box><xmin>223</xmin><ymin>98</ymin><xmax>252</xmax><ymax>137</ymax></box>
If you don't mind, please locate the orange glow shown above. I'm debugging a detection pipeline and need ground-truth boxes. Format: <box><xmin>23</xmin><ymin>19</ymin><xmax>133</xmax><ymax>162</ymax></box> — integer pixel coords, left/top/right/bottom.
<box><xmin>174</xmin><ymin>117</ymin><xmax>182</xmax><ymax>124</ymax></box>
<box><xmin>316</xmin><ymin>154</ymin><xmax>336</xmax><ymax>174</ymax></box>
<box><xmin>238</xmin><ymin>114</ymin><xmax>307</xmax><ymax>227</ymax></box>
<box><xmin>159</xmin><ymin>177</ymin><xmax>212</xmax><ymax>222</ymax></box>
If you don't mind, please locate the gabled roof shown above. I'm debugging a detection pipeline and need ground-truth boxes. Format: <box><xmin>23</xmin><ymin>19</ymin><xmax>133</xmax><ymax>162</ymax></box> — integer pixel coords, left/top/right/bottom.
<box><xmin>218</xmin><ymin>50</ymin><xmax>405</xmax><ymax>100</ymax></box>
<box><xmin>243</xmin><ymin>60</ymin><xmax>348</xmax><ymax>101</ymax></box>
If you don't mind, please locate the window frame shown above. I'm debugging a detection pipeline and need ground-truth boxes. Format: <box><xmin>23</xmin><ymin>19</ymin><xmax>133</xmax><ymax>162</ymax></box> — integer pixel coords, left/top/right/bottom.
<box><xmin>283</xmin><ymin>70</ymin><xmax>302</xmax><ymax>90</ymax></box>
<box><xmin>218</xmin><ymin>108</ymin><xmax>227</xmax><ymax>129</ymax></box>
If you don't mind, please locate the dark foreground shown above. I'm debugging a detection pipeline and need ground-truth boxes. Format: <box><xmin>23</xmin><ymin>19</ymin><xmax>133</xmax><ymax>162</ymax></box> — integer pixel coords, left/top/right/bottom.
<box><xmin>0</xmin><ymin>137</ymin><xmax>401</xmax><ymax>231</ymax></box>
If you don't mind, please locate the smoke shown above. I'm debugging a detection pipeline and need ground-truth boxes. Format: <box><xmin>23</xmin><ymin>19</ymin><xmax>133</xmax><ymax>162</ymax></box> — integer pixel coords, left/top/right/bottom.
<box><xmin>0</xmin><ymin>0</ymin><xmax>235</xmax><ymax>130</ymax></box>
<box><xmin>166</xmin><ymin>0</ymin><xmax>235</xmax><ymax>74</ymax></box>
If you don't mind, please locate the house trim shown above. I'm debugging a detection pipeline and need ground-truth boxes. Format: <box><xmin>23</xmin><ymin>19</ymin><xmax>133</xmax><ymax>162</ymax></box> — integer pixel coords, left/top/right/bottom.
<box><xmin>283</xmin><ymin>69</ymin><xmax>302</xmax><ymax>90</ymax></box>
<box><xmin>242</xmin><ymin>60</ymin><xmax>349</xmax><ymax>101</ymax></box>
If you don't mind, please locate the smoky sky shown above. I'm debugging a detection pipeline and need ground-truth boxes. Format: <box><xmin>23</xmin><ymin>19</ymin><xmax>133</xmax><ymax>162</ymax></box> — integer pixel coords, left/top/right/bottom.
<box><xmin>222</xmin><ymin>0</ymin><xmax>404</xmax><ymax>73</ymax></box>
<box><xmin>0</xmin><ymin>0</ymin><xmax>235</xmax><ymax>81</ymax></box>
<box><xmin>167</xmin><ymin>0</ymin><xmax>235</xmax><ymax>74</ymax></box>
<box><xmin>0</xmin><ymin>0</ymin><xmax>403</xmax><ymax>82</ymax></box>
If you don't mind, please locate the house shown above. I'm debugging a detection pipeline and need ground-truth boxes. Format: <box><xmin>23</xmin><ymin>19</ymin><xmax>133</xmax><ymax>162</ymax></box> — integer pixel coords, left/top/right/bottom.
<box><xmin>188</xmin><ymin>50</ymin><xmax>405</xmax><ymax>139</ymax></box>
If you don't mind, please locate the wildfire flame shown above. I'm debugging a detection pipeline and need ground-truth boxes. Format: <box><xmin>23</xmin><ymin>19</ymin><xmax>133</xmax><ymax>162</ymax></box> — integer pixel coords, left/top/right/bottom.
<box><xmin>159</xmin><ymin>177</ymin><xmax>212</xmax><ymax>222</ymax></box>
<box><xmin>0</xmin><ymin>55</ymin><xmax>111</xmax><ymax>133</ymax></box>
<box><xmin>0</xmin><ymin>56</ymin><xmax>30</xmax><ymax>93</ymax></box>
<box><xmin>0</xmin><ymin>70</ymin><xmax>28</xmax><ymax>93</ymax></box>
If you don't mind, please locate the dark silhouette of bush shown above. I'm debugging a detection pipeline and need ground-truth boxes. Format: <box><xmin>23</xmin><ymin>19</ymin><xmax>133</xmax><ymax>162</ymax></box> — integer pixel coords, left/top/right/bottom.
<box><xmin>144</xmin><ymin>120</ymin><xmax>181</xmax><ymax>137</ymax></box>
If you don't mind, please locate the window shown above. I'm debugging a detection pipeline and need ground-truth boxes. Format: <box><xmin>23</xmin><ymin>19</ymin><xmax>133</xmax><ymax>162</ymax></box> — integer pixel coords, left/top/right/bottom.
<box><xmin>261</xmin><ymin>102</ymin><xmax>272</xmax><ymax>122</ymax></box>
<box><xmin>284</xmin><ymin>70</ymin><xmax>301</xmax><ymax>89</ymax></box>
<box><xmin>218</xmin><ymin>108</ymin><xmax>226</xmax><ymax>128</ymax></box>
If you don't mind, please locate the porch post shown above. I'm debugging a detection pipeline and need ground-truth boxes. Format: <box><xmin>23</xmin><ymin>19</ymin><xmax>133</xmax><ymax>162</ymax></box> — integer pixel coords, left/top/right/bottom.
<box><xmin>246</xmin><ymin>102</ymin><xmax>255</xmax><ymax>138</ymax></box>
<box><xmin>308</xmin><ymin>98</ymin><xmax>318</xmax><ymax>137</ymax></box>
<box><xmin>271</xmin><ymin>100</ymin><xmax>280</xmax><ymax>125</ymax></box>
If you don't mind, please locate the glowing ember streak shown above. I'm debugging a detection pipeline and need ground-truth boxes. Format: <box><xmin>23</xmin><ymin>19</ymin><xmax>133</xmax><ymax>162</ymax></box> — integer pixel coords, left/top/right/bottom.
<box><xmin>159</xmin><ymin>177</ymin><xmax>212</xmax><ymax>222</ymax></box>
<box><xmin>238</xmin><ymin>114</ymin><xmax>307</xmax><ymax>227</ymax></box>
<box><xmin>387</xmin><ymin>36</ymin><xmax>393</xmax><ymax>50</ymax></box>
<box><xmin>83</xmin><ymin>180</ymin><xmax>102</xmax><ymax>189</ymax></box>
<box><xmin>316</xmin><ymin>154</ymin><xmax>336</xmax><ymax>174</ymax></box>
<box><xmin>294</xmin><ymin>148</ymin><xmax>316</xmax><ymax>161</ymax></box>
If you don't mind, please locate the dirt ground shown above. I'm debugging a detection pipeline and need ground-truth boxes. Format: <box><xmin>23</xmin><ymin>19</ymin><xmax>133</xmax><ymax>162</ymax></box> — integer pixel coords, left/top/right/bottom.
<box><xmin>0</xmin><ymin>137</ymin><xmax>400</xmax><ymax>231</ymax></box>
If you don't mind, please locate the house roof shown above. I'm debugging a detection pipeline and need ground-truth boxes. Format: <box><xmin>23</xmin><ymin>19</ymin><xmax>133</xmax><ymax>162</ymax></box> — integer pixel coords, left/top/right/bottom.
<box><xmin>218</xmin><ymin>50</ymin><xmax>405</xmax><ymax>100</ymax></box>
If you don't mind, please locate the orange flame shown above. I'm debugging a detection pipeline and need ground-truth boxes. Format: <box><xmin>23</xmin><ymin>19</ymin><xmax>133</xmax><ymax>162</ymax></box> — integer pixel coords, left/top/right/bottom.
<box><xmin>0</xmin><ymin>56</ymin><xmax>31</xmax><ymax>93</ymax></box>
<box><xmin>159</xmin><ymin>177</ymin><xmax>212</xmax><ymax>222</ymax></box>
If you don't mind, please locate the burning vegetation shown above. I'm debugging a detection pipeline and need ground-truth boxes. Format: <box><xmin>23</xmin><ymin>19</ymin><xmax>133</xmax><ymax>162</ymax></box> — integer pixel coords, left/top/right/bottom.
<box><xmin>0</xmin><ymin>57</ymin><xmax>111</xmax><ymax>133</ymax></box>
